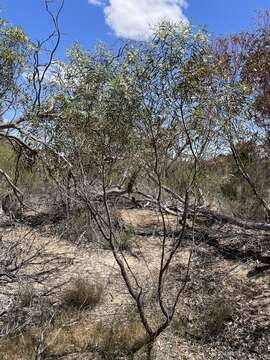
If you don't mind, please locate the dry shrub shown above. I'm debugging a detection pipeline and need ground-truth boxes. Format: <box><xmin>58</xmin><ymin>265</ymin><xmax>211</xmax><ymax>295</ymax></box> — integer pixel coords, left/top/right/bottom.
<box><xmin>165</xmin><ymin>160</ymin><xmax>193</xmax><ymax>196</ymax></box>
<box><xmin>17</xmin><ymin>284</ymin><xmax>35</xmax><ymax>307</ymax></box>
<box><xmin>171</xmin><ymin>308</ymin><xmax>190</xmax><ymax>337</ymax></box>
<box><xmin>171</xmin><ymin>296</ymin><xmax>233</xmax><ymax>341</ymax></box>
<box><xmin>46</xmin><ymin>308</ymin><xmax>148</xmax><ymax>358</ymax></box>
<box><xmin>202</xmin><ymin>297</ymin><xmax>233</xmax><ymax>337</ymax></box>
<box><xmin>115</xmin><ymin>229</ymin><xmax>134</xmax><ymax>252</ymax></box>
<box><xmin>59</xmin><ymin>210</ymin><xmax>97</xmax><ymax>245</ymax></box>
<box><xmin>62</xmin><ymin>278</ymin><xmax>103</xmax><ymax>310</ymax></box>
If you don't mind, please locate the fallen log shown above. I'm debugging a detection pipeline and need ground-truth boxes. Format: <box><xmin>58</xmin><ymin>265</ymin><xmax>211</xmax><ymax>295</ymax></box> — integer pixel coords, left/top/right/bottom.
<box><xmin>160</xmin><ymin>184</ymin><xmax>270</xmax><ymax>232</ymax></box>
<box><xmin>198</xmin><ymin>207</ymin><xmax>270</xmax><ymax>231</ymax></box>
<box><xmin>82</xmin><ymin>185</ymin><xmax>270</xmax><ymax>232</ymax></box>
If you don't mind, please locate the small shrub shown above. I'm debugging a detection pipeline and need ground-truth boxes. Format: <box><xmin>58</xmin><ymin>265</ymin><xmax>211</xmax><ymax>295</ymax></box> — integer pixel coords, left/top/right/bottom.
<box><xmin>62</xmin><ymin>278</ymin><xmax>103</xmax><ymax>310</ymax></box>
<box><xmin>171</xmin><ymin>310</ymin><xmax>189</xmax><ymax>337</ymax></box>
<box><xmin>17</xmin><ymin>285</ymin><xmax>35</xmax><ymax>307</ymax></box>
<box><xmin>203</xmin><ymin>297</ymin><xmax>233</xmax><ymax>337</ymax></box>
<box><xmin>220</xmin><ymin>180</ymin><xmax>238</xmax><ymax>200</ymax></box>
<box><xmin>115</xmin><ymin>229</ymin><xmax>134</xmax><ymax>251</ymax></box>
<box><xmin>59</xmin><ymin>210</ymin><xmax>97</xmax><ymax>245</ymax></box>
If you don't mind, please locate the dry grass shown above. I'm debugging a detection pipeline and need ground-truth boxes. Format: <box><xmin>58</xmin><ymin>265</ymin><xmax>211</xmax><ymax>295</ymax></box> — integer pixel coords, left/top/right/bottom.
<box><xmin>115</xmin><ymin>229</ymin><xmax>134</xmax><ymax>251</ymax></box>
<box><xmin>58</xmin><ymin>210</ymin><xmax>97</xmax><ymax>245</ymax></box>
<box><xmin>47</xmin><ymin>315</ymin><xmax>148</xmax><ymax>358</ymax></box>
<box><xmin>0</xmin><ymin>308</ymin><xmax>148</xmax><ymax>359</ymax></box>
<box><xmin>62</xmin><ymin>277</ymin><xmax>104</xmax><ymax>310</ymax></box>
<box><xmin>0</xmin><ymin>204</ymin><xmax>268</xmax><ymax>359</ymax></box>
<box><xmin>0</xmin><ymin>329</ymin><xmax>37</xmax><ymax>360</ymax></box>
<box><xmin>87</xmin><ymin>319</ymin><xmax>148</xmax><ymax>357</ymax></box>
<box><xmin>46</xmin><ymin>315</ymin><xmax>93</xmax><ymax>355</ymax></box>
<box><xmin>171</xmin><ymin>295</ymin><xmax>234</xmax><ymax>341</ymax></box>
<box><xmin>202</xmin><ymin>297</ymin><xmax>233</xmax><ymax>337</ymax></box>
<box><xmin>17</xmin><ymin>284</ymin><xmax>35</xmax><ymax>308</ymax></box>
<box><xmin>171</xmin><ymin>308</ymin><xmax>190</xmax><ymax>337</ymax></box>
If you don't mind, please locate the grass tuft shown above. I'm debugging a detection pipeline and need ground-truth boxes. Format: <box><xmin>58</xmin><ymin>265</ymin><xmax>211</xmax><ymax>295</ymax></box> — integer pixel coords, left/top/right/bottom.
<box><xmin>62</xmin><ymin>278</ymin><xmax>103</xmax><ymax>310</ymax></box>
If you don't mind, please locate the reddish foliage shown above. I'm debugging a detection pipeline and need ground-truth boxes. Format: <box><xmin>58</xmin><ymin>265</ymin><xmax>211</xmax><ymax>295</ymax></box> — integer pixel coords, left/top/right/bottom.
<box><xmin>212</xmin><ymin>11</ymin><xmax>270</xmax><ymax>133</ymax></box>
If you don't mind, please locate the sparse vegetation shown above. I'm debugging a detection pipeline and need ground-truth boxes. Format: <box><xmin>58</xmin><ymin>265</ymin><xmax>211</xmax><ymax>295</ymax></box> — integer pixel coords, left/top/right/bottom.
<box><xmin>0</xmin><ymin>2</ymin><xmax>270</xmax><ymax>359</ymax></box>
<box><xmin>17</xmin><ymin>284</ymin><xmax>36</xmax><ymax>308</ymax></box>
<box><xmin>59</xmin><ymin>210</ymin><xmax>97</xmax><ymax>245</ymax></box>
<box><xmin>88</xmin><ymin>319</ymin><xmax>148</xmax><ymax>358</ymax></box>
<box><xmin>62</xmin><ymin>278</ymin><xmax>103</xmax><ymax>310</ymax></box>
<box><xmin>202</xmin><ymin>297</ymin><xmax>234</xmax><ymax>337</ymax></box>
<box><xmin>115</xmin><ymin>229</ymin><xmax>134</xmax><ymax>252</ymax></box>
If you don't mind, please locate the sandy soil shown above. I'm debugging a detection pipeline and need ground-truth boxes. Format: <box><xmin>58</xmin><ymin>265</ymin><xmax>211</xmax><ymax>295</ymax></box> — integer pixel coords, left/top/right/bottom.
<box><xmin>0</xmin><ymin>207</ymin><xmax>269</xmax><ymax>359</ymax></box>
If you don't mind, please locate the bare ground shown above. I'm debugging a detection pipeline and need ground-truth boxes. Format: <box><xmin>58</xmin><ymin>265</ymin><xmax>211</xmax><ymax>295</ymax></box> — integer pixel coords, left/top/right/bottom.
<box><xmin>0</xmin><ymin>207</ymin><xmax>269</xmax><ymax>359</ymax></box>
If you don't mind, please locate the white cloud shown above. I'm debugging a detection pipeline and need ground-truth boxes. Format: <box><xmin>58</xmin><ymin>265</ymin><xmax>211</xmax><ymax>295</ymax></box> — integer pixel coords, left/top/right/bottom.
<box><xmin>88</xmin><ymin>0</ymin><xmax>103</xmax><ymax>5</ymax></box>
<box><xmin>88</xmin><ymin>0</ymin><xmax>188</xmax><ymax>40</ymax></box>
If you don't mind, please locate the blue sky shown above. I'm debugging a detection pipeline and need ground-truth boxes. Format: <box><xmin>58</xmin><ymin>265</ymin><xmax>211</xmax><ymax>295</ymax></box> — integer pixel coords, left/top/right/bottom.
<box><xmin>1</xmin><ymin>0</ymin><xmax>269</xmax><ymax>59</ymax></box>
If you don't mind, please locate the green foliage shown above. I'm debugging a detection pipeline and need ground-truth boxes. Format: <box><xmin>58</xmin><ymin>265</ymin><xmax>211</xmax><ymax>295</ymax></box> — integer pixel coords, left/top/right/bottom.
<box><xmin>0</xmin><ymin>11</ymin><xmax>269</xmax><ymax>224</ymax></box>
<box><xmin>0</xmin><ymin>18</ymin><xmax>28</xmax><ymax>108</ymax></box>
<box><xmin>0</xmin><ymin>141</ymin><xmax>45</xmax><ymax>193</ymax></box>
<box><xmin>165</xmin><ymin>160</ymin><xmax>195</xmax><ymax>196</ymax></box>
<box><xmin>0</xmin><ymin>141</ymin><xmax>16</xmax><ymax>171</ymax></box>
<box><xmin>219</xmin><ymin>154</ymin><xmax>270</xmax><ymax>219</ymax></box>
<box><xmin>0</xmin><ymin>142</ymin><xmax>16</xmax><ymax>194</ymax></box>
<box><xmin>36</xmin><ymin>22</ymin><xmax>213</xmax><ymax>192</ymax></box>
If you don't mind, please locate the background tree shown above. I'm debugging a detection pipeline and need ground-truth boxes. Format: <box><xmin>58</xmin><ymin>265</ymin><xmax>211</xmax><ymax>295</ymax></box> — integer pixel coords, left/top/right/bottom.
<box><xmin>209</xmin><ymin>11</ymin><xmax>270</xmax><ymax>220</ymax></box>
